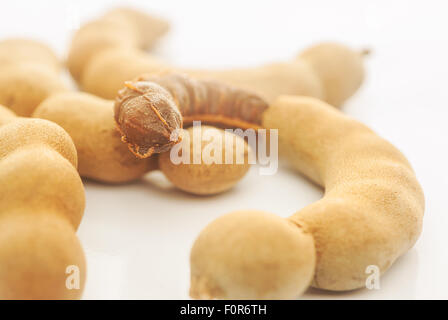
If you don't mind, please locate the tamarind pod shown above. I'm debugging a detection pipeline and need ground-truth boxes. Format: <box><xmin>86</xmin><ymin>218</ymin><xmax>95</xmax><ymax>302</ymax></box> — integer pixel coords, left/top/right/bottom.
<box><xmin>81</xmin><ymin>42</ymin><xmax>366</xmax><ymax>107</ymax></box>
<box><xmin>299</xmin><ymin>42</ymin><xmax>366</xmax><ymax>107</ymax></box>
<box><xmin>189</xmin><ymin>96</ymin><xmax>424</xmax><ymax>299</ymax></box>
<box><xmin>0</xmin><ymin>213</ymin><xmax>86</xmax><ymax>300</ymax></box>
<box><xmin>33</xmin><ymin>92</ymin><xmax>158</xmax><ymax>183</ymax></box>
<box><xmin>103</xmin><ymin>7</ymin><xmax>170</xmax><ymax>49</ymax></box>
<box><xmin>0</xmin><ymin>38</ymin><xmax>60</xmax><ymax>71</ymax></box>
<box><xmin>271</xmin><ymin>97</ymin><xmax>424</xmax><ymax>291</ymax></box>
<box><xmin>81</xmin><ymin>48</ymin><xmax>168</xmax><ymax>98</ymax></box>
<box><xmin>0</xmin><ymin>105</ymin><xmax>86</xmax><ymax>299</ymax></box>
<box><xmin>140</xmin><ymin>73</ymin><xmax>268</xmax><ymax>127</ymax></box>
<box><xmin>67</xmin><ymin>16</ymin><xmax>138</xmax><ymax>83</ymax></box>
<box><xmin>67</xmin><ymin>7</ymin><xmax>169</xmax><ymax>82</ymax></box>
<box><xmin>0</xmin><ymin>37</ymin><xmax>156</xmax><ymax>183</ymax></box>
<box><xmin>158</xmin><ymin>125</ymin><xmax>251</xmax><ymax>196</ymax></box>
<box><xmin>81</xmin><ymin>47</ymin><xmax>324</xmax><ymax>104</ymax></box>
<box><xmin>190</xmin><ymin>210</ymin><xmax>316</xmax><ymax>299</ymax></box>
<box><xmin>0</xmin><ymin>39</ymin><xmax>68</xmax><ymax>117</ymax></box>
<box><xmin>114</xmin><ymin>73</ymin><xmax>269</xmax><ymax>158</ymax></box>
<box><xmin>0</xmin><ymin>105</ymin><xmax>16</xmax><ymax>126</ymax></box>
<box><xmin>33</xmin><ymin>92</ymin><xmax>249</xmax><ymax>193</ymax></box>
<box><xmin>0</xmin><ymin>64</ymin><xmax>68</xmax><ymax>117</ymax></box>
<box><xmin>0</xmin><ymin>119</ymin><xmax>84</xmax><ymax>229</ymax></box>
<box><xmin>0</xmin><ymin>117</ymin><xmax>78</xmax><ymax>172</ymax></box>
<box><xmin>187</xmin><ymin>61</ymin><xmax>324</xmax><ymax>106</ymax></box>
<box><xmin>33</xmin><ymin>93</ymin><xmax>248</xmax><ymax>193</ymax></box>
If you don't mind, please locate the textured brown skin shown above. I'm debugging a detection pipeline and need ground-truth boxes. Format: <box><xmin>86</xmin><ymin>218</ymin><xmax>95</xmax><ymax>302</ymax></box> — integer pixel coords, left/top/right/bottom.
<box><xmin>190</xmin><ymin>96</ymin><xmax>424</xmax><ymax>299</ymax></box>
<box><xmin>115</xmin><ymin>80</ymin><xmax>183</xmax><ymax>157</ymax></box>
<box><xmin>33</xmin><ymin>92</ymin><xmax>158</xmax><ymax>184</ymax></box>
<box><xmin>67</xmin><ymin>7</ymin><xmax>169</xmax><ymax>82</ymax></box>
<box><xmin>159</xmin><ymin>126</ymin><xmax>251</xmax><ymax>195</ymax></box>
<box><xmin>0</xmin><ymin>39</ymin><xmax>67</xmax><ymax>117</ymax></box>
<box><xmin>115</xmin><ymin>73</ymin><xmax>268</xmax><ymax>158</ymax></box>
<box><xmin>81</xmin><ymin>42</ymin><xmax>365</xmax><ymax>106</ymax></box>
<box><xmin>140</xmin><ymin>74</ymin><xmax>268</xmax><ymax>127</ymax></box>
<box><xmin>0</xmin><ymin>105</ymin><xmax>86</xmax><ymax>299</ymax></box>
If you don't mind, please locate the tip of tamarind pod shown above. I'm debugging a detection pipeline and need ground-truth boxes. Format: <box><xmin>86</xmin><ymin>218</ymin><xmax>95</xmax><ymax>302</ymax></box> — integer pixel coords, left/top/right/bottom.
<box><xmin>115</xmin><ymin>80</ymin><xmax>183</xmax><ymax>158</ymax></box>
<box><xmin>126</xmin><ymin>134</ymin><xmax>183</xmax><ymax>159</ymax></box>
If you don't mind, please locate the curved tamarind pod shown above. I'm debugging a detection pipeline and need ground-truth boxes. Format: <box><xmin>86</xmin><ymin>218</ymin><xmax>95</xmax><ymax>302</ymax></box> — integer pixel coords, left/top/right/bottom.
<box><xmin>0</xmin><ymin>119</ymin><xmax>83</xmax><ymax>229</ymax></box>
<box><xmin>82</xmin><ymin>48</ymin><xmax>167</xmax><ymax>98</ymax></box>
<box><xmin>0</xmin><ymin>42</ymin><xmax>248</xmax><ymax>192</ymax></box>
<box><xmin>33</xmin><ymin>92</ymin><xmax>158</xmax><ymax>184</ymax></box>
<box><xmin>0</xmin><ymin>38</ymin><xmax>60</xmax><ymax>71</ymax></box>
<box><xmin>67</xmin><ymin>7</ymin><xmax>169</xmax><ymax>82</ymax></box>
<box><xmin>81</xmin><ymin>42</ymin><xmax>365</xmax><ymax>106</ymax></box>
<box><xmin>104</xmin><ymin>8</ymin><xmax>170</xmax><ymax>49</ymax></box>
<box><xmin>0</xmin><ymin>39</ymin><xmax>68</xmax><ymax>117</ymax></box>
<box><xmin>0</xmin><ymin>38</ymin><xmax>151</xmax><ymax>184</ymax></box>
<box><xmin>188</xmin><ymin>61</ymin><xmax>323</xmax><ymax>106</ymax></box>
<box><xmin>114</xmin><ymin>73</ymin><xmax>269</xmax><ymax>158</ymax></box>
<box><xmin>0</xmin><ymin>64</ymin><xmax>68</xmax><ymax>116</ymax></box>
<box><xmin>0</xmin><ymin>105</ymin><xmax>86</xmax><ymax>299</ymax></box>
<box><xmin>190</xmin><ymin>210</ymin><xmax>316</xmax><ymax>299</ymax></box>
<box><xmin>0</xmin><ymin>38</ymin><xmax>156</xmax><ymax>183</ymax></box>
<box><xmin>189</xmin><ymin>96</ymin><xmax>424</xmax><ymax>299</ymax></box>
<box><xmin>82</xmin><ymin>47</ymin><xmax>323</xmax><ymax>104</ymax></box>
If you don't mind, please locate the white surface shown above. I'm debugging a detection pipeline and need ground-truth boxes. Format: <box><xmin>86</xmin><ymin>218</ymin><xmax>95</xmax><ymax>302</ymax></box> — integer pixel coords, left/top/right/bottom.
<box><xmin>1</xmin><ymin>0</ymin><xmax>447</xmax><ymax>299</ymax></box>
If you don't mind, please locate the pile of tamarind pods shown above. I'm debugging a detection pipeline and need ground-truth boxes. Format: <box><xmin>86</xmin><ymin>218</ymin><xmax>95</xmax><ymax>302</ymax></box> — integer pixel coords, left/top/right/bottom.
<box><xmin>0</xmin><ymin>7</ymin><xmax>424</xmax><ymax>300</ymax></box>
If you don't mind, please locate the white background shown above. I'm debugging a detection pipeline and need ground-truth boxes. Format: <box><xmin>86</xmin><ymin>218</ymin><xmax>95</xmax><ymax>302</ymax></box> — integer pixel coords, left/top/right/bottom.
<box><xmin>1</xmin><ymin>0</ymin><xmax>447</xmax><ymax>299</ymax></box>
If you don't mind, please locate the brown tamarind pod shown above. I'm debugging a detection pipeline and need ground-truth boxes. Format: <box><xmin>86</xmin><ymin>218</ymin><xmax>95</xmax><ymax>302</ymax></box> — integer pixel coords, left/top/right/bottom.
<box><xmin>114</xmin><ymin>73</ymin><xmax>269</xmax><ymax>159</ymax></box>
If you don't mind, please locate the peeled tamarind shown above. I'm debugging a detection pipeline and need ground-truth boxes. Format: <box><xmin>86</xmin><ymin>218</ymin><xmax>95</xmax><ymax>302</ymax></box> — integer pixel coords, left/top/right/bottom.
<box><xmin>190</xmin><ymin>96</ymin><xmax>424</xmax><ymax>299</ymax></box>
<box><xmin>0</xmin><ymin>105</ymin><xmax>86</xmax><ymax>299</ymax></box>
<box><xmin>80</xmin><ymin>42</ymin><xmax>365</xmax><ymax>107</ymax></box>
